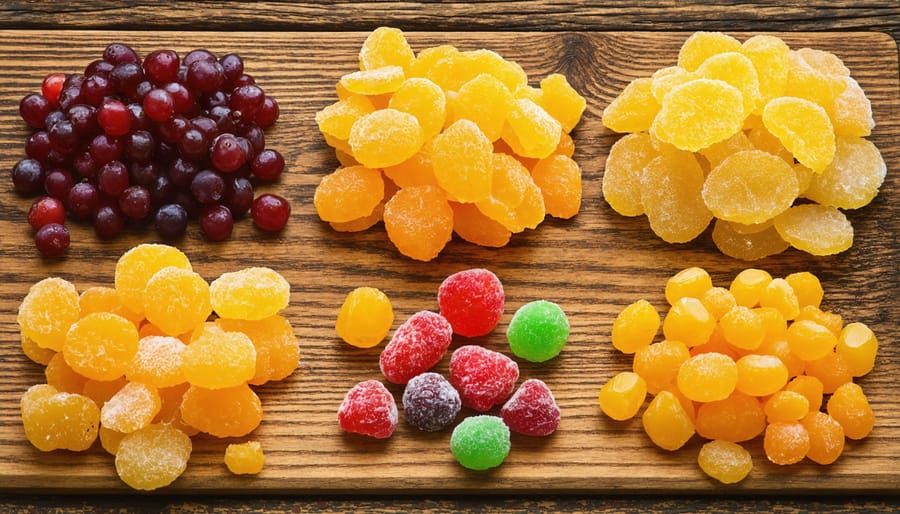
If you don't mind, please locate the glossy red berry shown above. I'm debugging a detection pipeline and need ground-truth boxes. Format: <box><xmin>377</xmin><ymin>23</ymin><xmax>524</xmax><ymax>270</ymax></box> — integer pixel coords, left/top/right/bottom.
<box><xmin>251</xmin><ymin>193</ymin><xmax>290</xmax><ymax>231</ymax></box>
<box><xmin>28</xmin><ymin>196</ymin><xmax>66</xmax><ymax>230</ymax></box>
<box><xmin>34</xmin><ymin>223</ymin><xmax>70</xmax><ymax>257</ymax></box>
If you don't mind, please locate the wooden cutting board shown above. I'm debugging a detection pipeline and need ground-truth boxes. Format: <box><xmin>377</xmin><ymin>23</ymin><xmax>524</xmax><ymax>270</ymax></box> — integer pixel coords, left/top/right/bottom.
<box><xmin>0</xmin><ymin>31</ymin><xmax>897</xmax><ymax>494</ymax></box>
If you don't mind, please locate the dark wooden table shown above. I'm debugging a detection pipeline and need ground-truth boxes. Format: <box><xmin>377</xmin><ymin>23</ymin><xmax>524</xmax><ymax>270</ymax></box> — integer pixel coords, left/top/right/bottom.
<box><xmin>1</xmin><ymin>1</ymin><xmax>898</xmax><ymax>512</ymax></box>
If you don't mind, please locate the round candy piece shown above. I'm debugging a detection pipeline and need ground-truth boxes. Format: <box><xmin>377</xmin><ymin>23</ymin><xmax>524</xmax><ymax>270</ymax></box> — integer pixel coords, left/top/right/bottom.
<box><xmin>450</xmin><ymin>415</ymin><xmax>511</xmax><ymax>471</ymax></box>
<box><xmin>336</xmin><ymin>287</ymin><xmax>394</xmax><ymax>348</ymax></box>
<box><xmin>506</xmin><ymin>300</ymin><xmax>569</xmax><ymax>362</ymax></box>
<box><xmin>449</xmin><ymin>345</ymin><xmax>519</xmax><ymax>412</ymax></box>
<box><xmin>337</xmin><ymin>380</ymin><xmax>397</xmax><ymax>439</ymax></box>
<box><xmin>402</xmin><ymin>372</ymin><xmax>461</xmax><ymax>432</ymax></box>
<box><xmin>501</xmin><ymin>378</ymin><xmax>561</xmax><ymax>436</ymax></box>
<box><xmin>209</xmin><ymin>267</ymin><xmax>290</xmax><ymax>320</ymax></box>
<box><xmin>438</xmin><ymin>268</ymin><xmax>505</xmax><ymax>337</ymax></box>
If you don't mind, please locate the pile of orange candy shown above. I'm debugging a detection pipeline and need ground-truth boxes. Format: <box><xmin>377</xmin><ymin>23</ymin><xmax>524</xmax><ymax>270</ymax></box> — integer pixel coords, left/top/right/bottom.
<box><xmin>17</xmin><ymin>244</ymin><xmax>297</xmax><ymax>489</ymax></box>
<box><xmin>601</xmin><ymin>32</ymin><xmax>886</xmax><ymax>260</ymax></box>
<box><xmin>314</xmin><ymin>27</ymin><xmax>587</xmax><ymax>261</ymax></box>
<box><xmin>598</xmin><ymin>267</ymin><xmax>877</xmax><ymax>484</ymax></box>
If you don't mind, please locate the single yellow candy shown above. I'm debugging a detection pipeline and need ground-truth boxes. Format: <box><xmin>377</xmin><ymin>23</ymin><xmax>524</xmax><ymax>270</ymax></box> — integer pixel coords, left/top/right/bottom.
<box><xmin>17</xmin><ymin>277</ymin><xmax>80</xmax><ymax>352</ymax></box>
<box><xmin>501</xmin><ymin>98</ymin><xmax>562</xmax><ymax>159</ymax></box>
<box><xmin>431</xmin><ymin>119</ymin><xmax>494</xmax><ymax>203</ymax></box>
<box><xmin>601</xmin><ymin>132</ymin><xmax>658</xmax><ymax>217</ymax></box>
<box><xmin>803</xmin><ymin>136</ymin><xmax>886</xmax><ymax>210</ymax></box>
<box><xmin>694</xmin><ymin>52</ymin><xmax>762</xmax><ymax>117</ymax></box>
<box><xmin>774</xmin><ymin>204</ymin><xmax>853</xmax><ymax>256</ymax></box>
<box><xmin>602</xmin><ymin>78</ymin><xmax>659</xmax><ymax>133</ymax></box>
<box><xmin>640</xmin><ymin>150</ymin><xmax>712</xmax><ymax>243</ymax></box>
<box><xmin>335</xmin><ymin>287</ymin><xmax>394</xmax><ymax>348</ymax></box>
<box><xmin>650</xmin><ymin>66</ymin><xmax>695</xmax><ymax>103</ymax></box>
<box><xmin>651</xmin><ymin>79</ymin><xmax>744</xmax><ymax>152</ymax></box>
<box><xmin>741</xmin><ymin>35</ymin><xmax>790</xmax><ymax>111</ymax></box>
<box><xmin>452</xmin><ymin>73</ymin><xmax>515</xmax><ymax>142</ymax></box>
<box><xmin>702</xmin><ymin>150</ymin><xmax>799</xmax><ymax>225</ymax></box>
<box><xmin>677</xmin><ymin>31</ymin><xmax>743</xmax><ymax>72</ymax></box>
<box><xmin>210</xmin><ymin>267</ymin><xmax>290</xmax><ymax>321</ymax></box>
<box><xmin>538</xmin><ymin>73</ymin><xmax>586</xmax><ymax>133</ymax></box>
<box><xmin>340</xmin><ymin>66</ymin><xmax>405</xmax><ymax>95</ymax></box>
<box><xmin>388</xmin><ymin>78</ymin><xmax>447</xmax><ymax>141</ymax></box>
<box><xmin>315</xmin><ymin>95</ymin><xmax>376</xmax><ymax>141</ymax></box>
<box><xmin>763</xmin><ymin>97</ymin><xmax>836</xmax><ymax>173</ymax></box>
<box><xmin>349</xmin><ymin>108</ymin><xmax>424</xmax><ymax>169</ymax></box>
<box><xmin>359</xmin><ymin>26</ymin><xmax>415</xmax><ymax>74</ymax></box>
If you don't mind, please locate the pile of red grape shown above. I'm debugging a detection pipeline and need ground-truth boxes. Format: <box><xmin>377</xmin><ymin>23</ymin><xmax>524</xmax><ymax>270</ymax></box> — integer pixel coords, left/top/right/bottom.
<box><xmin>14</xmin><ymin>43</ymin><xmax>291</xmax><ymax>257</ymax></box>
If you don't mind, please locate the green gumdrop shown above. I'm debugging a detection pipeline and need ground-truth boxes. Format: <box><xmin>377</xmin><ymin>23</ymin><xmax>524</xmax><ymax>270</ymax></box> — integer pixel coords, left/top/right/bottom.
<box><xmin>506</xmin><ymin>300</ymin><xmax>570</xmax><ymax>362</ymax></box>
<box><xmin>450</xmin><ymin>415</ymin><xmax>510</xmax><ymax>470</ymax></box>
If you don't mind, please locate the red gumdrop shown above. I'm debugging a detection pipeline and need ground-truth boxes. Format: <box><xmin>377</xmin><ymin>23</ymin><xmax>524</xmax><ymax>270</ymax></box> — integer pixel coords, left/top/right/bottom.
<box><xmin>337</xmin><ymin>380</ymin><xmax>397</xmax><ymax>439</ymax></box>
<box><xmin>438</xmin><ymin>268</ymin><xmax>505</xmax><ymax>337</ymax></box>
<box><xmin>379</xmin><ymin>311</ymin><xmax>453</xmax><ymax>385</ymax></box>
<box><xmin>500</xmin><ymin>378</ymin><xmax>561</xmax><ymax>436</ymax></box>
<box><xmin>449</xmin><ymin>345</ymin><xmax>519</xmax><ymax>412</ymax></box>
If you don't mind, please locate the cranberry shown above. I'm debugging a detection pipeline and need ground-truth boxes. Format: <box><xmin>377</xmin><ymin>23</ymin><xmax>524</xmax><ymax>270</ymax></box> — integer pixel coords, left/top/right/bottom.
<box><xmin>251</xmin><ymin>193</ymin><xmax>290</xmax><ymax>231</ymax></box>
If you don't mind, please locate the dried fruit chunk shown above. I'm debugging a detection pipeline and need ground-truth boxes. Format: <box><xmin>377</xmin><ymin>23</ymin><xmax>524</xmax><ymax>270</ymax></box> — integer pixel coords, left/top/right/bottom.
<box><xmin>450</xmin><ymin>202</ymin><xmax>511</xmax><ymax>248</ymax></box>
<box><xmin>20</xmin><ymin>334</ymin><xmax>55</xmax><ymax>366</ymax></box>
<box><xmin>652</xmin><ymin>79</ymin><xmax>744</xmax><ymax>152</ymax></box>
<box><xmin>501</xmin><ymin>98</ymin><xmax>562</xmax><ymax>159</ymax></box>
<box><xmin>762</xmin><ymin>96</ymin><xmax>835</xmax><ymax>173</ymax></box>
<box><xmin>383</xmin><ymin>185</ymin><xmax>453</xmax><ymax>261</ymax></box>
<box><xmin>602</xmin><ymin>78</ymin><xmax>659</xmax><ymax>133</ymax></box>
<box><xmin>389</xmin><ymin>78</ymin><xmax>447</xmax><ymax>140</ymax></box>
<box><xmin>64</xmin><ymin>312</ymin><xmax>139</xmax><ymax>381</ymax></box>
<box><xmin>359</xmin><ymin>26</ymin><xmax>415</xmax><ymax>73</ymax></box>
<box><xmin>642</xmin><ymin>390</ymin><xmax>695</xmax><ymax>451</ymax></box>
<box><xmin>315</xmin><ymin>95</ymin><xmax>376</xmax><ymax>141</ymax></box>
<box><xmin>349</xmin><ymin>108</ymin><xmax>424</xmax><ymax>168</ymax></box>
<box><xmin>101</xmin><ymin>381</ymin><xmax>162</xmax><ymax>433</ymax></box>
<box><xmin>340</xmin><ymin>66</ymin><xmax>406</xmax><ymax>96</ymax></box>
<box><xmin>17</xmin><ymin>277</ymin><xmax>80</xmax><ymax>351</ymax></box>
<box><xmin>695</xmin><ymin>52</ymin><xmax>762</xmax><ymax>116</ymax></box>
<box><xmin>640</xmin><ymin>150</ymin><xmax>712</xmax><ymax>243</ymax></box>
<box><xmin>335</xmin><ymin>287</ymin><xmax>393</xmax><ymax>348</ymax></box>
<box><xmin>774</xmin><ymin>204</ymin><xmax>853</xmax><ymax>256</ymax></box>
<box><xmin>431</xmin><ymin>119</ymin><xmax>493</xmax><ymax>202</ymax></box>
<box><xmin>712</xmin><ymin>219</ymin><xmax>791</xmax><ymax>261</ymax></box>
<box><xmin>314</xmin><ymin>166</ymin><xmax>385</xmax><ymax>223</ymax></box>
<box><xmin>702</xmin><ymin>150</ymin><xmax>799</xmax><ymax>225</ymax></box>
<box><xmin>114</xmin><ymin>244</ymin><xmax>192</xmax><ymax>317</ymax></box>
<box><xmin>115</xmin><ymin>423</ymin><xmax>191</xmax><ymax>490</ymax></box>
<box><xmin>601</xmin><ymin>132</ymin><xmax>657</xmax><ymax>217</ymax></box>
<box><xmin>209</xmin><ymin>267</ymin><xmax>290</xmax><ymax>321</ymax></box>
<box><xmin>21</xmin><ymin>384</ymin><xmax>100</xmax><ymax>452</ymax></box>
<box><xmin>698</xmin><ymin>131</ymin><xmax>755</xmax><ymax>170</ymax></box>
<box><xmin>677</xmin><ymin>31</ymin><xmax>743</xmax><ymax>72</ymax></box>
<box><xmin>741</xmin><ymin>35</ymin><xmax>790</xmax><ymax>110</ymax></box>
<box><xmin>698</xmin><ymin>440</ymin><xmax>753</xmax><ymax>484</ymax></box>
<box><xmin>452</xmin><ymin>73</ymin><xmax>515</xmax><ymax>142</ymax></box>
<box><xmin>531</xmin><ymin>154</ymin><xmax>582</xmax><ymax>219</ymax></box>
<box><xmin>225</xmin><ymin>441</ymin><xmax>265</xmax><ymax>475</ymax></box>
<box><xmin>180</xmin><ymin>384</ymin><xmax>263</xmax><ymax>438</ymax></box>
<box><xmin>538</xmin><ymin>73</ymin><xmax>586</xmax><ymax>133</ymax></box>
<box><xmin>142</xmin><ymin>267</ymin><xmax>212</xmax><ymax>337</ymax></box>
<box><xmin>827</xmin><ymin>76</ymin><xmax>874</xmax><ymax>137</ymax></box>
<box><xmin>803</xmin><ymin>136</ymin><xmax>886</xmax><ymax>210</ymax></box>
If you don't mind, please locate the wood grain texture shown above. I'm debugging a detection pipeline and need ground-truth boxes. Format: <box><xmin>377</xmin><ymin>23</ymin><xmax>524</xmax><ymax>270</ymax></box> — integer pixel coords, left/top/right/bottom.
<box><xmin>0</xmin><ymin>30</ymin><xmax>897</xmax><ymax>497</ymax></box>
<box><xmin>1</xmin><ymin>1</ymin><xmax>900</xmax><ymax>42</ymax></box>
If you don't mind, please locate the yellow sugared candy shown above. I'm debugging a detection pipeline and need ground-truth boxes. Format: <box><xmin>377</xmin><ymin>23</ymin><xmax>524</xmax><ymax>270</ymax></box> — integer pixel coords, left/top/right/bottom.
<box><xmin>774</xmin><ymin>204</ymin><xmax>853</xmax><ymax>256</ymax></box>
<box><xmin>601</xmin><ymin>132</ymin><xmax>657</xmax><ymax>217</ymax></box>
<box><xmin>698</xmin><ymin>439</ymin><xmax>753</xmax><ymax>484</ymax></box>
<box><xmin>652</xmin><ymin>79</ymin><xmax>744</xmax><ymax>152</ymax></box>
<box><xmin>316</xmin><ymin>28</ymin><xmax>586</xmax><ymax>260</ymax></box>
<box><xmin>114</xmin><ymin>244</ymin><xmax>192</xmax><ymax>317</ymax></box>
<box><xmin>335</xmin><ymin>287</ymin><xmax>394</xmax><ymax>348</ymax></box>
<box><xmin>142</xmin><ymin>267</ymin><xmax>212</xmax><ymax>337</ymax></box>
<box><xmin>803</xmin><ymin>136</ymin><xmax>886</xmax><ymax>210</ymax></box>
<box><xmin>17</xmin><ymin>277</ymin><xmax>80</xmax><ymax>352</ymax></box>
<box><xmin>639</xmin><ymin>149</ymin><xmax>712</xmax><ymax>243</ymax></box>
<box><xmin>115</xmin><ymin>423</ymin><xmax>192</xmax><ymax>491</ymax></box>
<box><xmin>210</xmin><ymin>267</ymin><xmax>290</xmax><ymax>321</ymax></box>
<box><xmin>702</xmin><ymin>150</ymin><xmax>798</xmax><ymax>225</ymax></box>
<box><xmin>601</xmin><ymin>78</ymin><xmax>659</xmax><ymax>134</ymax></box>
<box><xmin>21</xmin><ymin>384</ymin><xmax>99</xmax><ymax>452</ymax></box>
<box><xmin>598</xmin><ymin>371</ymin><xmax>647</xmax><ymax>421</ymax></box>
<box><xmin>763</xmin><ymin>97</ymin><xmax>836</xmax><ymax>173</ymax></box>
<box><xmin>225</xmin><ymin>441</ymin><xmax>265</xmax><ymax>475</ymax></box>
<box><xmin>64</xmin><ymin>312</ymin><xmax>139</xmax><ymax>382</ymax></box>
<box><xmin>677</xmin><ymin>31</ymin><xmax>743</xmax><ymax>72</ymax></box>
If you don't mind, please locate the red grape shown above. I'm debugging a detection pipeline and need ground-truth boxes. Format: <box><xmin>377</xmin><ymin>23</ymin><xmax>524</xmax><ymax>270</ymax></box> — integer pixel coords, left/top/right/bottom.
<box><xmin>251</xmin><ymin>193</ymin><xmax>290</xmax><ymax>231</ymax></box>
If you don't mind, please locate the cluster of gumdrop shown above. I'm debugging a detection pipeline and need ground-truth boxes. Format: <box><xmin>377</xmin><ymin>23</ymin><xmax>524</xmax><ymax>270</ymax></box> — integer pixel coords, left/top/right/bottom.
<box><xmin>14</xmin><ymin>42</ymin><xmax>291</xmax><ymax>257</ymax></box>
<box><xmin>17</xmin><ymin>244</ymin><xmax>299</xmax><ymax>489</ymax></box>
<box><xmin>598</xmin><ymin>266</ymin><xmax>877</xmax><ymax>484</ymax></box>
<box><xmin>335</xmin><ymin>268</ymin><xmax>571</xmax><ymax>470</ymax></box>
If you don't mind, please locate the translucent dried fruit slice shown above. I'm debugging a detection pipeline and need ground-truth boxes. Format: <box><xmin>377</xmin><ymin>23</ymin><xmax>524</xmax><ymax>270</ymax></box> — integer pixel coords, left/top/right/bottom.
<box><xmin>142</xmin><ymin>267</ymin><xmax>212</xmax><ymax>337</ymax></box>
<box><xmin>651</xmin><ymin>79</ymin><xmax>744</xmax><ymax>152</ymax></box>
<box><xmin>501</xmin><ymin>98</ymin><xmax>562</xmax><ymax>159</ymax></box>
<box><xmin>774</xmin><ymin>204</ymin><xmax>853</xmax><ymax>256</ymax></box>
<box><xmin>538</xmin><ymin>73</ymin><xmax>586</xmax><ymax>133</ymax></box>
<box><xmin>827</xmin><ymin>76</ymin><xmax>874</xmax><ymax>137</ymax></box>
<box><xmin>803</xmin><ymin>136</ymin><xmax>886</xmax><ymax>209</ymax></box>
<box><xmin>763</xmin><ymin>96</ymin><xmax>836</xmax><ymax>173</ymax></box>
<box><xmin>64</xmin><ymin>312</ymin><xmax>140</xmax><ymax>381</ymax></box>
<box><xmin>601</xmin><ymin>78</ymin><xmax>659</xmax><ymax>133</ymax></box>
<box><xmin>677</xmin><ymin>31</ymin><xmax>743</xmax><ymax>72</ymax></box>
<box><xmin>431</xmin><ymin>119</ymin><xmax>494</xmax><ymax>202</ymax></box>
<box><xmin>741</xmin><ymin>35</ymin><xmax>790</xmax><ymax>111</ymax></box>
<box><xmin>531</xmin><ymin>154</ymin><xmax>582</xmax><ymax>219</ymax></box>
<box><xmin>450</xmin><ymin>202</ymin><xmax>512</xmax><ymax>248</ymax></box>
<box><xmin>359</xmin><ymin>26</ymin><xmax>415</xmax><ymax>74</ymax></box>
<box><xmin>784</xmin><ymin>50</ymin><xmax>847</xmax><ymax>108</ymax></box>
<box><xmin>602</xmin><ymin>132</ymin><xmax>657</xmax><ymax>217</ymax></box>
<box><xmin>452</xmin><ymin>73</ymin><xmax>515</xmax><ymax>142</ymax></box>
<box><xmin>17</xmin><ymin>277</ymin><xmax>80</xmax><ymax>351</ymax></box>
<box><xmin>702</xmin><ymin>150</ymin><xmax>799</xmax><ymax>224</ymax></box>
<box><xmin>695</xmin><ymin>52</ymin><xmax>762</xmax><ymax>117</ymax></box>
<box><xmin>388</xmin><ymin>78</ymin><xmax>446</xmax><ymax>140</ymax></box>
<box><xmin>712</xmin><ymin>219</ymin><xmax>790</xmax><ymax>261</ymax></box>
<box><xmin>349</xmin><ymin>108</ymin><xmax>424</xmax><ymax>169</ymax></box>
<box><xmin>209</xmin><ymin>267</ymin><xmax>290</xmax><ymax>321</ymax></box>
<box><xmin>383</xmin><ymin>185</ymin><xmax>454</xmax><ymax>261</ymax></box>
<box><xmin>796</xmin><ymin>47</ymin><xmax>850</xmax><ymax>77</ymax></box>
<box><xmin>21</xmin><ymin>384</ymin><xmax>100</xmax><ymax>452</ymax></box>
<box><xmin>314</xmin><ymin>165</ymin><xmax>385</xmax><ymax>223</ymax></box>
<box><xmin>650</xmin><ymin>66</ymin><xmax>695</xmax><ymax>103</ymax></box>
<box><xmin>640</xmin><ymin>150</ymin><xmax>713</xmax><ymax>243</ymax></box>
<box><xmin>340</xmin><ymin>66</ymin><xmax>405</xmax><ymax>95</ymax></box>
<box><xmin>115</xmin><ymin>244</ymin><xmax>192</xmax><ymax>317</ymax></box>
<box><xmin>115</xmin><ymin>423</ymin><xmax>191</xmax><ymax>490</ymax></box>
<box><xmin>315</xmin><ymin>95</ymin><xmax>376</xmax><ymax>141</ymax></box>
<box><xmin>698</xmin><ymin>131</ymin><xmax>754</xmax><ymax>170</ymax></box>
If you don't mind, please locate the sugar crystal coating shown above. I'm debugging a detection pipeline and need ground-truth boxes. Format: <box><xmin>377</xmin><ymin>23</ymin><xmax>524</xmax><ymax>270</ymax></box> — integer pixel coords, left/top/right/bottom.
<box><xmin>225</xmin><ymin>441</ymin><xmax>265</xmax><ymax>475</ymax></box>
<box><xmin>698</xmin><ymin>440</ymin><xmax>753</xmax><ymax>484</ymax></box>
<box><xmin>506</xmin><ymin>300</ymin><xmax>569</xmax><ymax>362</ymax></box>
<box><xmin>402</xmin><ymin>372</ymin><xmax>461</xmax><ymax>432</ymax></box>
<box><xmin>21</xmin><ymin>384</ymin><xmax>99</xmax><ymax>452</ymax></box>
<box><xmin>101</xmin><ymin>381</ymin><xmax>161</xmax><ymax>433</ymax></box>
<box><xmin>182</xmin><ymin>325</ymin><xmax>257</xmax><ymax>389</ymax></box>
<box><xmin>501</xmin><ymin>378</ymin><xmax>561</xmax><ymax>436</ymax></box>
<box><xmin>216</xmin><ymin>316</ymin><xmax>299</xmax><ymax>385</ymax></box>
<box><xmin>210</xmin><ymin>267</ymin><xmax>290</xmax><ymax>320</ymax></box>
<box><xmin>115</xmin><ymin>423</ymin><xmax>191</xmax><ymax>491</ymax></box>
<box><xmin>314</xmin><ymin>166</ymin><xmax>385</xmax><ymax>223</ymax></box>
<box><xmin>380</xmin><ymin>311</ymin><xmax>452</xmax><ymax>384</ymax></box>
<box><xmin>17</xmin><ymin>277</ymin><xmax>80</xmax><ymax>351</ymax></box>
<box><xmin>383</xmin><ymin>185</ymin><xmax>454</xmax><ymax>261</ymax></box>
<box><xmin>450</xmin><ymin>415</ymin><xmax>511</xmax><ymax>470</ymax></box>
<box><xmin>438</xmin><ymin>268</ymin><xmax>505</xmax><ymax>337</ymax></box>
<box><xmin>338</xmin><ymin>380</ymin><xmax>398</xmax><ymax>439</ymax></box>
<box><xmin>449</xmin><ymin>345</ymin><xmax>519</xmax><ymax>412</ymax></box>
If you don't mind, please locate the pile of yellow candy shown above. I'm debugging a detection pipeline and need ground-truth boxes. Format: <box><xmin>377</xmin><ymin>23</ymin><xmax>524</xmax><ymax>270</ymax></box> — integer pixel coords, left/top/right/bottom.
<box><xmin>315</xmin><ymin>27</ymin><xmax>587</xmax><ymax>261</ymax></box>
<box><xmin>602</xmin><ymin>32</ymin><xmax>886</xmax><ymax>259</ymax></box>
<box><xmin>17</xmin><ymin>244</ymin><xmax>298</xmax><ymax>489</ymax></box>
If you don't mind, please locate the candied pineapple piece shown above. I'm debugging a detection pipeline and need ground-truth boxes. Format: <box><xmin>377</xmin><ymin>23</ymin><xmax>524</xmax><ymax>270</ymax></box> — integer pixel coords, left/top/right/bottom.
<box><xmin>640</xmin><ymin>150</ymin><xmax>712</xmax><ymax>243</ymax></box>
<box><xmin>476</xmin><ymin>153</ymin><xmax>544</xmax><ymax>232</ymax></box>
<box><xmin>602</xmin><ymin>132</ymin><xmax>657</xmax><ymax>217</ymax></box>
<box><xmin>774</xmin><ymin>204</ymin><xmax>853</xmax><ymax>256</ymax></box>
<box><xmin>762</xmin><ymin>97</ymin><xmax>836</xmax><ymax>173</ymax></box>
<box><xmin>602</xmin><ymin>78</ymin><xmax>659</xmax><ymax>133</ymax></box>
<box><xmin>803</xmin><ymin>136</ymin><xmax>886</xmax><ymax>209</ymax></box>
<box><xmin>702</xmin><ymin>150</ymin><xmax>799</xmax><ymax>225</ymax></box>
<box><xmin>359</xmin><ymin>26</ymin><xmax>415</xmax><ymax>73</ymax></box>
<box><xmin>677</xmin><ymin>31</ymin><xmax>743</xmax><ymax>72</ymax></box>
<box><xmin>651</xmin><ymin>79</ymin><xmax>744</xmax><ymax>152</ymax></box>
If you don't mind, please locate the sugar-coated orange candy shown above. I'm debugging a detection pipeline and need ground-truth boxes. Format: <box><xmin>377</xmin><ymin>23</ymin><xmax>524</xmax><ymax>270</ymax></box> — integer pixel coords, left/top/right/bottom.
<box><xmin>180</xmin><ymin>384</ymin><xmax>263</xmax><ymax>438</ymax></box>
<box><xmin>82</xmin><ymin>377</ymin><xmax>127</xmax><ymax>407</ymax></box>
<box><xmin>836</xmin><ymin>322</ymin><xmax>878</xmax><ymax>377</ymax></box>
<box><xmin>127</xmin><ymin>336</ymin><xmax>187</xmax><ymax>388</ymax></box>
<box><xmin>314</xmin><ymin>166</ymin><xmax>385</xmax><ymax>223</ymax></box>
<box><xmin>641</xmin><ymin>390</ymin><xmax>695</xmax><ymax>451</ymax></box>
<box><xmin>21</xmin><ymin>384</ymin><xmax>99</xmax><ymax>452</ymax></box>
<box><xmin>764</xmin><ymin>391</ymin><xmax>810</xmax><ymax>423</ymax></box>
<box><xmin>538</xmin><ymin>73</ymin><xmax>586</xmax><ymax>133</ymax></box>
<box><xmin>452</xmin><ymin>73</ymin><xmax>514</xmax><ymax>142</ymax></box>
<box><xmin>729</xmin><ymin>268</ymin><xmax>772</xmax><ymax>307</ymax></box>
<box><xmin>794</xmin><ymin>305</ymin><xmax>843</xmax><ymax>336</ymax></box>
<box><xmin>501</xmin><ymin>99</ymin><xmax>562</xmax><ymax>159</ymax></box>
<box><xmin>17</xmin><ymin>277</ymin><xmax>80</xmax><ymax>351</ymax></box>
<box><xmin>784</xmin><ymin>272</ymin><xmax>823</xmax><ymax>309</ymax></box>
<box><xmin>735</xmin><ymin>354</ymin><xmax>788</xmax><ymax>397</ymax></box>
<box><xmin>142</xmin><ymin>267</ymin><xmax>212</xmax><ymax>337</ymax></box>
<box><xmin>611</xmin><ymin>299</ymin><xmax>660</xmax><ymax>355</ymax></box>
<box><xmin>114</xmin><ymin>244</ymin><xmax>192</xmax><ymax>317</ymax></box>
<box><xmin>741</xmin><ymin>35</ymin><xmax>790</xmax><ymax>109</ymax></box>
<box><xmin>389</xmin><ymin>78</ymin><xmax>447</xmax><ymax>140</ymax></box>
<box><xmin>804</xmin><ymin>352</ymin><xmax>853</xmax><ymax>394</ymax></box>
<box><xmin>225</xmin><ymin>441</ymin><xmax>265</xmax><ymax>475</ymax></box>
<box><xmin>182</xmin><ymin>325</ymin><xmax>256</xmax><ymax>389</ymax></box>
<box><xmin>115</xmin><ymin>423</ymin><xmax>191</xmax><ymax>491</ymax></box>
<box><xmin>340</xmin><ymin>66</ymin><xmax>405</xmax><ymax>96</ymax></box>
<box><xmin>44</xmin><ymin>352</ymin><xmax>88</xmax><ymax>394</ymax></box>
<box><xmin>650</xmin><ymin>66</ymin><xmax>695</xmax><ymax>104</ymax></box>
<box><xmin>801</xmin><ymin>411</ymin><xmax>845</xmax><ymax>465</ymax></box>
<box><xmin>21</xmin><ymin>334</ymin><xmax>56</xmax><ymax>366</ymax></box>
<box><xmin>695</xmin><ymin>391</ymin><xmax>766</xmax><ymax>442</ymax></box>
<box><xmin>530</xmin><ymin>154</ymin><xmax>581</xmax><ymax>219</ymax></box>
<box><xmin>784</xmin><ymin>50</ymin><xmax>847</xmax><ymax>108</ymax></box>
<box><xmin>699</xmin><ymin>287</ymin><xmax>737</xmax><ymax>321</ymax></box>
<box><xmin>475</xmin><ymin>153</ymin><xmax>543</xmax><ymax>233</ymax></box>
<box><xmin>383</xmin><ymin>185</ymin><xmax>454</xmax><ymax>261</ymax></box>
<box><xmin>334</xmin><ymin>288</ymin><xmax>394</xmax><ymax>349</ymax></box>
<box><xmin>698</xmin><ymin>131</ymin><xmax>755</xmax><ymax>170</ymax></box>
<box><xmin>712</xmin><ymin>219</ymin><xmax>791</xmax><ymax>262</ymax></box>
<box><xmin>359</xmin><ymin>26</ymin><xmax>415</xmax><ymax>73</ymax></box>
<box><xmin>79</xmin><ymin>286</ymin><xmax>142</xmax><ymax>327</ymax></box>
<box><xmin>759</xmin><ymin>278</ymin><xmax>800</xmax><ymax>321</ymax></box>
<box><xmin>598</xmin><ymin>371</ymin><xmax>647</xmax><ymax>421</ymax></box>
<box><xmin>315</xmin><ymin>95</ymin><xmax>376</xmax><ymax>141</ymax></box>
<box><xmin>431</xmin><ymin>119</ymin><xmax>493</xmax><ymax>202</ymax></box>
<box><xmin>757</xmin><ymin>338</ymin><xmax>805</xmax><ymax>378</ymax></box>
<box><xmin>99</xmin><ymin>425</ymin><xmax>126</xmax><ymax>456</ymax></box>
<box><xmin>698</xmin><ymin>439</ymin><xmax>753</xmax><ymax>484</ymax></box>
<box><xmin>827</xmin><ymin>382</ymin><xmax>874</xmax><ymax>440</ymax></box>
<box><xmin>663</xmin><ymin>297</ymin><xmax>715</xmax><ymax>348</ymax></box>
<box><xmin>601</xmin><ymin>132</ymin><xmax>657</xmax><ymax>217</ymax></box>
<box><xmin>665</xmin><ymin>267</ymin><xmax>712</xmax><ymax>306</ymax></box>
<box><xmin>64</xmin><ymin>312</ymin><xmax>139</xmax><ymax>382</ymax></box>
<box><xmin>677</xmin><ymin>352</ymin><xmax>738</xmax><ymax>402</ymax></box>
<box><xmin>210</xmin><ymin>267</ymin><xmax>290</xmax><ymax>321</ymax></box>
<box><xmin>632</xmin><ymin>340</ymin><xmax>690</xmax><ymax>394</ymax></box>
<box><xmin>785</xmin><ymin>375</ymin><xmax>824</xmax><ymax>413</ymax></box>
<box><xmin>100</xmin><ymin>381</ymin><xmax>161</xmax><ymax>434</ymax></box>
<box><xmin>764</xmin><ymin>421</ymin><xmax>810</xmax><ymax>465</ymax></box>
<box><xmin>827</xmin><ymin>76</ymin><xmax>874</xmax><ymax>137</ymax></box>
<box><xmin>652</xmin><ymin>79</ymin><xmax>744</xmax><ymax>152</ymax></box>
<box><xmin>450</xmin><ymin>202</ymin><xmax>512</xmax><ymax>248</ymax></box>
<box><xmin>349</xmin><ymin>108</ymin><xmax>424</xmax><ymax>168</ymax></box>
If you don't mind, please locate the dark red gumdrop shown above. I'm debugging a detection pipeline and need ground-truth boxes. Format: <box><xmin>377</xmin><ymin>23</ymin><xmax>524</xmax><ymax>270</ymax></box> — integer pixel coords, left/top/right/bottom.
<box><xmin>449</xmin><ymin>345</ymin><xmax>519</xmax><ymax>412</ymax></box>
<box><xmin>379</xmin><ymin>311</ymin><xmax>453</xmax><ymax>385</ymax></box>
<box><xmin>438</xmin><ymin>268</ymin><xmax>505</xmax><ymax>337</ymax></box>
<box><xmin>500</xmin><ymin>379</ymin><xmax>561</xmax><ymax>436</ymax></box>
<box><xmin>337</xmin><ymin>380</ymin><xmax>398</xmax><ymax>439</ymax></box>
